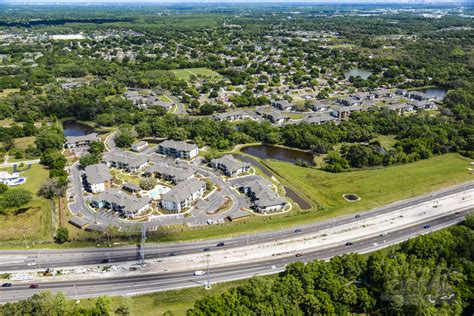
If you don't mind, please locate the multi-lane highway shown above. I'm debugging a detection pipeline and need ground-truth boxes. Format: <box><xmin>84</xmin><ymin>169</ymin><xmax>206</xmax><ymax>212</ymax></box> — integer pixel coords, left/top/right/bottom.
<box><xmin>0</xmin><ymin>209</ymin><xmax>470</xmax><ymax>303</ymax></box>
<box><xmin>1</xmin><ymin>182</ymin><xmax>472</xmax><ymax>272</ymax></box>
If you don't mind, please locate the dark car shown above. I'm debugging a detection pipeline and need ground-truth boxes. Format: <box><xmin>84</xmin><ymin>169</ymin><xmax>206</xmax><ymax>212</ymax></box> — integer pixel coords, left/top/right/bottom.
<box><xmin>29</xmin><ymin>284</ymin><xmax>39</xmax><ymax>289</ymax></box>
<box><xmin>217</xmin><ymin>242</ymin><xmax>225</xmax><ymax>247</ymax></box>
<box><xmin>423</xmin><ymin>225</ymin><xmax>431</xmax><ymax>229</ymax></box>
<box><xmin>2</xmin><ymin>283</ymin><xmax>12</xmax><ymax>287</ymax></box>
<box><xmin>454</xmin><ymin>212</ymin><xmax>460</xmax><ymax>215</ymax></box>
<box><xmin>355</xmin><ymin>214</ymin><xmax>361</xmax><ymax>218</ymax></box>
<box><xmin>203</xmin><ymin>247</ymin><xmax>210</xmax><ymax>252</ymax></box>
<box><xmin>345</xmin><ymin>242</ymin><xmax>353</xmax><ymax>246</ymax></box>
<box><xmin>169</xmin><ymin>252</ymin><xmax>176</xmax><ymax>256</ymax></box>
<box><xmin>294</xmin><ymin>228</ymin><xmax>302</xmax><ymax>233</ymax></box>
<box><xmin>295</xmin><ymin>253</ymin><xmax>303</xmax><ymax>257</ymax></box>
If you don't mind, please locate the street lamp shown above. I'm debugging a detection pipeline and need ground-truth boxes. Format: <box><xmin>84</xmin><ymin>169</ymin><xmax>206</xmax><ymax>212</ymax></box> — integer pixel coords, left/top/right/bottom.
<box><xmin>205</xmin><ymin>254</ymin><xmax>211</xmax><ymax>290</ymax></box>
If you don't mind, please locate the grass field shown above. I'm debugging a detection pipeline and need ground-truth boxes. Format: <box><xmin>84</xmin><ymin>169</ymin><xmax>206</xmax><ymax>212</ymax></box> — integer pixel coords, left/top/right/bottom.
<box><xmin>171</xmin><ymin>68</ymin><xmax>220</xmax><ymax>81</ymax></box>
<box><xmin>77</xmin><ymin>278</ymin><xmax>256</xmax><ymax>316</ymax></box>
<box><xmin>266</xmin><ymin>153</ymin><xmax>472</xmax><ymax>215</ymax></box>
<box><xmin>373</xmin><ymin>135</ymin><xmax>397</xmax><ymax>148</ymax></box>
<box><xmin>13</xmin><ymin>136</ymin><xmax>36</xmax><ymax>150</ymax></box>
<box><xmin>0</xmin><ymin>164</ymin><xmax>52</xmax><ymax>242</ymax></box>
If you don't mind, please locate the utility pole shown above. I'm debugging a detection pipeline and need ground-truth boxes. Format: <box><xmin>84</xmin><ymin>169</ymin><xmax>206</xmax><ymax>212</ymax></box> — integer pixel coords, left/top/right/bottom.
<box><xmin>206</xmin><ymin>254</ymin><xmax>211</xmax><ymax>290</ymax></box>
<box><xmin>140</xmin><ymin>225</ymin><xmax>146</xmax><ymax>266</ymax></box>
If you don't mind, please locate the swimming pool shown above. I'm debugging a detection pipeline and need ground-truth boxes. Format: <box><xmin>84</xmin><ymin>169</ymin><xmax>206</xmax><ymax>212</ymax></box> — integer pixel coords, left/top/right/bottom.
<box><xmin>145</xmin><ymin>185</ymin><xmax>171</xmax><ymax>199</ymax></box>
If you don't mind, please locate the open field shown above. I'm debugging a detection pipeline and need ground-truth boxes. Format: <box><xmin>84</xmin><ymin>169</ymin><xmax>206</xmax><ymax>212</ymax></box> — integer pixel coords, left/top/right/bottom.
<box><xmin>0</xmin><ymin>164</ymin><xmax>52</xmax><ymax>241</ymax></box>
<box><xmin>265</xmin><ymin>153</ymin><xmax>473</xmax><ymax>214</ymax></box>
<box><xmin>171</xmin><ymin>68</ymin><xmax>220</xmax><ymax>81</ymax></box>
<box><xmin>13</xmin><ymin>136</ymin><xmax>36</xmax><ymax>150</ymax></box>
<box><xmin>373</xmin><ymin>134</ymin><xmax>397</xmax><ymax>148</ymax></box>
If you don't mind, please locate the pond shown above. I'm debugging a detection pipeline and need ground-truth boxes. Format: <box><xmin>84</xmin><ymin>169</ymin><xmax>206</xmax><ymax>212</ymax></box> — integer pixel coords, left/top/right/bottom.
<box><xmin>241</xmin><ymin>145</ymin><xmax>315</xmax><ymax>166</ymax></box>
<box><xmin>420</xmin><ymin>88</ymin><xmax>448</xmax><ymax>100</ymax></box>
<box><xmin>63</xmin><ymin>120</ymin><xmax>94</xmax><ymax>137</ymax></box>
<box><xmin>344</xmin><ymin>68</ymin><xmax>373</xmax><ymax>80</ymax></box>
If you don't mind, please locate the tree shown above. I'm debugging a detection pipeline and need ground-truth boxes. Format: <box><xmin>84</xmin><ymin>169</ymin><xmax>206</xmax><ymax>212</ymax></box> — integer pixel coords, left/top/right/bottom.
<box><xmin>324</xmin><ymin>152</ymin><xmax>349</xmax><ymax>173</ymax></box>
<box><xmin>0</xmin><ymin>189</ymin><xmax>32</xmax><ymax>209</ymax></box>
<box><xmin>55</xmin><ymin>227</ymin><xmax>69</xmax><ymax>244</ymax></box>
<box><xmin>38</xmin><ymin>178</ymin><xmax>68</xmax><ymax>199</ymax></box>
<box><xmin>139</xmin><ymin>178</ymin><xmax>156</xmax><ymax>190</ymax></box>
<box><xmin>35</xmin><ymin>128</ymin><xmax>65</xmax><ymax>152</ymax></box>
<box><xmin>0</xmin><ymin>183</ymin><xmax>8</xmax><ymax>194</ymax></box>
<box><xmin>95</xmin><ymin>296</ymin><xmax>112</xmax><ymax>316</ymax></box>
<box><xmin>79</xmin><ymin>153</ymin><xmax>100</xmax><ymax>168</ymax></box>
<box><xmin>40</xmin><ymin>150</ymin><xmax>66</xmax><ymax>170</ymax></box>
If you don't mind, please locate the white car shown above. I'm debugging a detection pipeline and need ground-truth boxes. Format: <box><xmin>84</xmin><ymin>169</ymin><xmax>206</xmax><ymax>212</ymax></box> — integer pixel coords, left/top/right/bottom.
<box><xmin>194</xmin><ymin>270</ymin><xmax>206</xmax><ymax>276</ymax></box>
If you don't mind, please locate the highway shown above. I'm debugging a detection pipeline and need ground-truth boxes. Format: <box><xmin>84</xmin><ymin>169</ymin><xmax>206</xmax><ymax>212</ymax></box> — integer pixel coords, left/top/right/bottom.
<box><xmin>0</xmin><ymin>182</ymin><xmax>472</xmax><ymax>272</ymax></box>
<box><xmin>0</xmin><ymin>209</ymin><xmax>470</xmax><ymax>303</ymax></box>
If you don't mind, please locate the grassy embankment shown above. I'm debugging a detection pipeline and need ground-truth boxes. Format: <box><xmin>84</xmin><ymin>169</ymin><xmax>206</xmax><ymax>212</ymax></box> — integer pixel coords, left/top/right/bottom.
<box><xmin>0</xmin><ymin>164</ymin><xmax>52</xmax><ymax>242</ymax></box>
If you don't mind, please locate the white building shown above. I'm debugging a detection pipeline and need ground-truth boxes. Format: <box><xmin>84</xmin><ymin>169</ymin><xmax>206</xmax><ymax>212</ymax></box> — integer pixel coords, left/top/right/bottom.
<box><xmin>84</xmin><ymin>163</ymin><xmax>112</xmax><ymax>193</ymax></box>
<box><xmin>161</xmin><ymin>179</ymin><xmax>206</xmax><ymax>212</ymax></box>
<box><xmin>158</xmin><ymin>140</ymin><xmax>199</xmax><ymax>159</ymax></box>
<box><xmin>0</xmin><ymin>171</ymin><xmax>26</xmax><ymax>186</ymax></box>
<box><xmin>131</xmin><ymin>141</ymin><xmax>148</xmax><ymax>152</ymax></box>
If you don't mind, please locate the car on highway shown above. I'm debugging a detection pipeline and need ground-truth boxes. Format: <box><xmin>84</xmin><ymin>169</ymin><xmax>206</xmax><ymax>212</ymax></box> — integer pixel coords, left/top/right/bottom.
<box><xmin>355</xmin><ymin>214</ymin><xmax>361</xmax><ymax>218</ymax></box>
<box><xmin>294</xmin><ymin>228</ymin><xmax>302</xmax><ymax>233</ymax></box>
<box><xmin>216</xmin><ymin>242</ymin><xmax>225</xmax><ymax>247</ymax></box>
<box><xmin>295</xmin><ymin>253</ymin><xmax>303</xmax><ymax>257</ymax></box>
<box><xmin>454</xmin><ymin>212</ymin><xmax>460</xmax><ymax>215</ymax></box>
<box><xmin>169</xmin><ymin>252</ymin><xmax>176</xmax><ymax>256</ymax></box>
<box><xmin>194</xmin><ymin>270</ymin><xmax>206</xmax><ymax>276</ymax></box>
<box><xmin>2</xmin><ymin>283</ymin><xmax>12</xmax><ymax>287</ymax></box>
<box><xmin>29</xmin><ymin>284</ymin><xmax>39</xmax><ymax>289</ymax></box>
<box><xmin>423</xmin><ymin>225</ymin><xmax>431</xmax><ymax>229</ymax></box>
<box><xmin>345</xmin><ymin>242</ymin><xmax>353</xmax><ymax>246</ymax></box>
<box><xmin>203</xmin><ymin>247</ymin><xmax>210</xmax><ymax>252</ymax></box>
<box><xmin>380</xmin><ymin>233</ymin><xmax>387</xmax><ymax>237</ymax></box>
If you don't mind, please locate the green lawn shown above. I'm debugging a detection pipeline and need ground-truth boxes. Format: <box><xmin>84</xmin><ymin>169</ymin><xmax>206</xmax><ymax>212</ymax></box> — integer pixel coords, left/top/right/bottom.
<box><xmin>13</xmin><ymin>136</ymin><xmax>36</xmax><ymax>150</ymax></box>
<box><xmin>171</xmin><ymin>68</ymin><xmax>220</xmax><ymax>81</ymax></box>
<box><xmin>0</xmin><ymin>164</ymin><xmax>52</xmax><ymax>242</ymax></box>
<box><xmin>265</xmin><ymin>153</ymin><xmax>472</xmax><ymax>215</ymax></box>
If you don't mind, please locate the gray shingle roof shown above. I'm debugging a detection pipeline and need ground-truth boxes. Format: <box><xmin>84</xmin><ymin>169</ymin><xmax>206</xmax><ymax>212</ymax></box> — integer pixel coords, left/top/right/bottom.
<box><xmin>92</xmin><ymin>188</ymin><xmax>151</xmax><ymax>214</ymax></box>
<box><xmin>161</xmin><ymin>179</ymin><xmax>205</xmax><ymax>204</ymax></box>
<box><xmin>84</xmin><ymin>163</ymin><xmax>112</xmax><ymax>184</ymax></box>
<box><xmin>158</xmin><ymin>140</ymin><xmax>198</xmax><ymax>152</ymax></box>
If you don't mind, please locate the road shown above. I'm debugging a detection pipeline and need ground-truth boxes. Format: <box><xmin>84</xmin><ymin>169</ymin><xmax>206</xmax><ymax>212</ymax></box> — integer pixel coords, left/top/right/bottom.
<box><xmin>0</xmin><ymin>209</ymin><xmax>469</xmax><ymax>303</ymax></box>
<box><xmin>1</xmin><ymin>182</ymin><xmax>472</xmax><ymax>272</ymax></box>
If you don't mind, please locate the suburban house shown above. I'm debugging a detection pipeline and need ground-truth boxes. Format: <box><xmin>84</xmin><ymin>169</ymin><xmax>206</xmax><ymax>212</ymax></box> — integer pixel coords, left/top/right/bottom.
<box><xmin>374</xmin><ymin>89</ymin><xmax>395</xmax><ymax>98</ymax></box>
<box><xmin>386</xmin><ymin>103</ymin><xmax>415</xmax><ymax>114</ymax></box>
<box><xmin>161</xmin><ymin>179</ymin><xmax>206</xmax><ymax>212</ymax></box>
<box><xmin>213</xmin><ymin>110</ymin><xmax>258</xmax><ymax>122</ymax></box>
<box><xmin>131</xmin><ymin>141</ymin><xmax>148</xmax><ymax>152</ymax></box>
<box><xmin>145</xmin><ymin>163</ymin><xmax>194</xmax><ymax>184</ymax></box>
<box><xmin>238</xmin><ymin>178</ymin><xmax>286</xmax><ymax>213</ymax></box>
<box><xmin>331</xmin><ymin>105</ymin><xmax>364</xmax><ymax>119</ymax></box>
<box><xmin>257</xmin><ymin>109</ymin><xmax>290</xmax><ymax>125</ymax></box>
<box><xmin>84</xmin><ymin>163</ymin><xmax>112</xmax><ymax>193</ymax></box>
<box><xmin>210</xmin><ymin>155</ymin><xmax>251</xmax><ymax>177</ymax></box>
<box><xmin>90</xmin><ymin>188</ymin><xmax>152</xmax><ymax>218</ymax></box>
<box><xmin>407</xmin><ymin>91</ymin><xmax>431</xmax><ymax>101</ymax></box>
<box><xmin>271</xmin><ymin>100</ymin><xmax>294</xmax><ymax>111</ymax></box>
<box><xmin>102</xmin><ymin>150</ymin><xmax>148</xmax><ymax>172</ymax></box>
<box><xmin>65</xmin><ymin>133</ymin><xmax>99</xmax><ymax>149</ymax></box>
<box><xmin>303</xmin><ymin>113</ymin><xmax>339</xmax><ymax>125</ymax></box>
<box><xmin>157</xmin><ymin>140</ymin><xmax>199</xmax><ymax>159</ymax></box>
<box><xmin>337</xmin><ymin>97</ymin><xmax>363</xmax><ymax>107</ymax></box>
<box><xmin>410</xmin><ymin>100</ymin><xmax>438</xmax><ymax>110</ymax></box>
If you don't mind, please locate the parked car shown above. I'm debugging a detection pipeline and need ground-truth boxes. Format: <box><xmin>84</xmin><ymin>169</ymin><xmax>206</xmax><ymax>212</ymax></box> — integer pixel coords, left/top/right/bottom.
<box><xmin>295</xmin><ymin>253</ymin><xmax>303</xmax><ymax>257</ymax></box>
<box><xmin>345</xmin><ymin>242</ymin><xmax>353</xmax><ymax>246</ymax></box>
<box><xmin>380</xmin><ymin>232</ymin><xmax>387</xmax><ymax>237</ymax></box>
<box><xmin>423</xmin><ymin>224</ymin><xmax>431</xmax><ymax>229</ymax></box>
<box><xmin>29</xmin><ymin>284</ymin><xmax>39</xmax><ymax>289</ymax></box>
<box><xmin>2</xmin><ymin>283</ymin><xmax>12</xmax><ymax>287</ymax></box>
<box><xmin>216</xmin><ymin>242</ymin><xmax>225</xmax><ymax>247</ymax></box>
